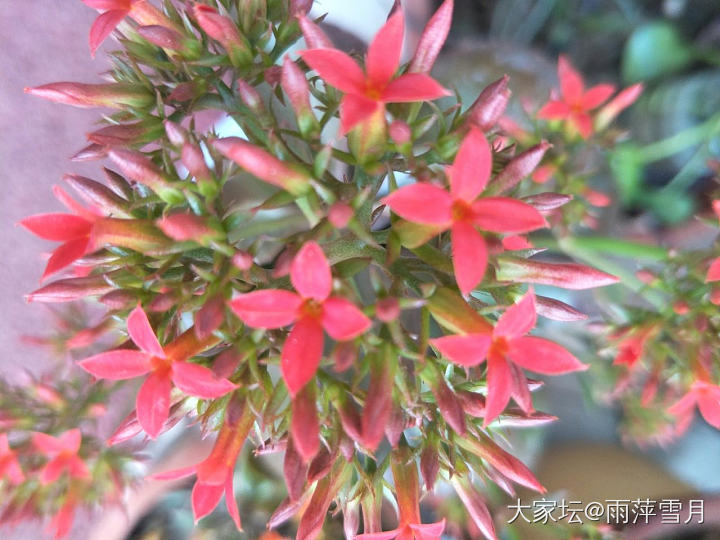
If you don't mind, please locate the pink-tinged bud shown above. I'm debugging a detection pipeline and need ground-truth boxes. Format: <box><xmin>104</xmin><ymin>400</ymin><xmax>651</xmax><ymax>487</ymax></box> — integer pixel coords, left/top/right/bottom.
<box><xmin>327</xmin><ymin>201</ymin><xmax>354</xmax><ymax>229</ymax></box>
<box><xmin>107</xmin><ymin>411</ymin><xmax>144</xmax><ymax>446</ymax></box>
<box><xmin>99</xmin><ymin>289</ymin><xmax>136</xmax><ymax>310</ymax></box>
<box><xmin>148</xmin><ymin>291</ymin><xmax>176</xmax><ymax>312</ymax></box>
<box><xmin>268</xmin><ymin>496</ymin><xmax>305</xmax><ymax>530</ymax></box>
<box><xmin>494</xmin><ymin>141</ymin><xmax>552</xmax><ymax>193</ymax></box>
<box><xmin>163</xmin><ymin>120</ymin><xmax>187</xmax><ymax>146</ymax></box>
<box><xmin>535</xmin><ymin>295</ymin><xmax>588</xmax><ymax>322</ymax></box>
<box><xmin>237</xmin><ymin>79</ymin><xmax>266</xmax><ymax>115</ymax></box>
<box><xmin>63</xmin><ymin>174</ymin><xmax>130</xmax><ymax>217</ymax></box>
<box><xmin>231</xmin><ymin>250</ymin><xmax>254</xmax><ymax>270</ymax></box>
<box><xmin>26</xmin><ymin>275</ymin><xmax>114</xmax><ymax>303</ymax></box>
<box><xmin>420</xmin><ymin>441</ymin><xmax>440</xmax><ymax>492</ymax></box>
<box><xmin>213</xmin><ymin>137</ymin><xmax>311</xmax><ymax>195</ymax></box>
<box><xmin>332</xmin><ymin>341</ymin><xmax>357</xmax><ymax>372</ymax></box>
<box><xmin>193</xmin><ymin>5</ymin><xmax>252</xmax><ymax>66</ymax></box>
<box><xmin>290</xmin><ymin>0</ymin><xmax>313</xmax><ymax>16</ymax></box>
<box><xmin>272</xmin><ymin>249</ymin><xmax>294</xmax><ymax>278</ymax></box>
<box><xmin>635</xmin><ymin>269</ymin><xmax>656</xmax><ymax>284</ymax></box>
<box><xmin>595</xmin><ymin>83</ymin><xmax>643</xmax><ymax>130</ymax></box>
<box><xmin>283</xmin><ymin>438</ymin><xmax>308</xmax><ymax>501</ymax></box>
<box><xmin>496</xmin><ymin>257</ymin><xmax>619</xmax><ymax>290</ymax></box>
<box><xmin>532</xmin><ymin>164</ymin><xmax>555</xmax><ymax>184</ymax></box>
<box><xmin>468</xmin><ymin>75</ymin><xmax>511</xmax><ymax>132</ymax></box>
<box><xmin>71</xmin><ymin>143</ymin><xmax>107</xmax><ymax>162</ymax></box>
<box><xmin>307</xmin><ymin>445</ymin><xmax>335</xmax><ymax>483</ymax></box>
<box><xmin>389</xmin><ymin>120</ymin><xmax>412</xmax><ymax>144</ymax></box>
<box><xmin>376</xmin><ymin>297</ymin><xmax>400</xmax><ymax>323</ymax></box>
<box><xmin>457</xmin><ymin>390</ymin><xmax>486</xmax><ymax>417</ymax></box>
<box><xmin>91</xmin><ymin>218</ymin><xmax>172</xmax><ymax>253</ymax></box>
<box><xmin>296</xmin><ymin>473</ymin><xmax>339</xmax><ymax>540</ymax></box>
<box><xmin>25</xmin><ymin>82</ymin><xmax>154</xmax><ymax>109</ymax></box>
<box><xmin>522</xmin><ymin>192</ymin><xmax>572</xmax><ymax>212</ymax></box>
<box><xmin>335</xmin><ymin>392</ymin><xmax>363</xmax><ymax>442</ymax></box>
<box><xmin>264</xmin><ymin>65</ymin><xmax>283</xmax><ymax>87</ymax></box>
<box><xmin>103</xmin><ymin>167</ymin><xmax>134</xmax><ymax>199</ymax></box>
<box><xmin>291</xmin><ymin>384</ymin><xmax>319</xmax><ymax>462</ymax></box>
<box><xmin>195</xmin><ymin>295</ymin><xmax>225</xmax><ymax>339</ymax></box>
<box><xmin>495</xmin><ymin>410</ymin><xmax>557</xmax><ymax>428</ymax></box>
<box><xmin>212</xmin><ymin>348</ymin><xmax>242</xmax><ymax>379</ymax></box>
<box><xmin>127</xmin><ymin>0</ymin><xmax>172</xmax><ymax>27</ymax></box>
<box><xmin>168</xmin><ymin>81</ymin><xmax>200</xmax><ymax>102</ymax></box>
<box><xmin>409</xmin><ymin>0</ymin><xmax>453</xmax><ymax>74</ymax></box>
<box><xmin>361</xmin><ymin>353</ymin><xmax>394</xmax><ymax>450</ymax></box>
<box><xmin>180</xmin><ymin>142</ymin><xmax>216</xmax><ymax>197</ymax></box>
<box><xmin>297</xmin><ymin>15</ymin><xmax>333</xmax><ymax>49</ymax></box>
<box><xmin>450</xmin><ymin>476</ymin><xmax>497</xmax><ymax>540</ymax></box>
<box><xmin>67</xmin><ymin>319</ymin><xmax>113</xmax><ymax>349</ymax></box>
<box><xmin>673</xmin><ymin>300</ymin><xmax>690</xmax><ymax>315</ymax></box>
<box><xmin>34</xmin><ymin>384</ymin><xmax>64</xmax><ymax>406</ymax></box>
<box><xmin>108</xmin><ymin>148</ymin><xmax>184</xmax><ymax>204</ymax></box>
<box><xmin>281</xmin><ymin>57</ymin><xmax>319</xmax><ymax>138</ymax></box>
<box><xmin>584</xmin><ymin>188</ymin><xmax>611</xmax><ymax>207</ymax></box>
<box><xmin>86</xmin><ymin>122</ymin><xmax>148</xmax><ymax>146</ymax></box>
<box><xmin>425</xmin><ymin>368</ymin><xmax>466</xmax><ymax>434</ymax></box>
<box><xmin>710</xmin><ymin>287</ymin><xmax>720</xmax><ymax>306</ymax></box>
<box><xmin>383</xmin><ymin>404</ymin><xmax>405</xmax><ymax>447</ymax></box>
<box><xmin>136</xmin><ymin>25</ymin><xmax>195</xmax><ymax>54</ymax></box>
<box><xmin>156</xmin><ymin>213</ymin><xmax>220</xmax><ymax>244</ymax></box>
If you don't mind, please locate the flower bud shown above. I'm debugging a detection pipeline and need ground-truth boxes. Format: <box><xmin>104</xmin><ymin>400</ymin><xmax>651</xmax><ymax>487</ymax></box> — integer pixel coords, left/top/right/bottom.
<box><xmin>26</xmin><ymin>275</ymin><xmax>114</xmax><ymax>303</ymax></box>
<box><xmin>168</xmin><ymin>81</ymin><xmax>201</xmax><ymax>102</ymax></box>
<box><xmin>383</xmin><ymin>403</ymin><xmax>405</xmax><ymax>447</ymax></box>
<box><xmin>307</xmin><ymin>445</ymin><xmax>335</xmax><ymax>483</ymax></box>
<box><xmin>332</xmin><ymin>341</ymin><xmax>357</xmax><ymax>372</ymax></box>
<box><xmin>710</xmin><ymin>287</ymin><xmax>720</xmax><ymax>306</ymax></box>
<box><xmin>595</xmin><ymin>83</ymin><xmax>643</xmax><ymax>131</ymax></box>
<box><xmin>194</xmin><ymin>294</ymin><xmax>226</xmax><ymax>339</ymax></box>
<box><xmin>237</xmin><ymin>79</ymin><xmax>266</xmax><ymax>115</ymax></box>
<box><xmin>63</xmin><ymin>174</ymin><xmax>130</xmax><ymax>217</ymax></box>
<box><xmin>496</xmin><ymin>257</ymin><xmax>619</xmax><ymax>290</ymax></box>
<box><xmin>86</xmin><ymin>122</ymin><xmax>151</xmax><ymax>146</ymax></box>
<box><xmin>92</xmin><ymin>218</ymin><xmax>172</xmax><ymax>254</ymax></box>
<box><xmin>163</xmin><ymin>120</ymin><xmax>187</xmax><ymax>146</ymax></box>
<box><xmin>420</xmin><ymin>438</ymin><xmax>440</xmax><ymax>491</ymax></box>
<box><xmin>450</xmin><ymin>476</ymin><xmax>497</xmax><ymax>540</ymax></box>
<box><xmin>361</xmin><ymin>352</ymin><xmax>394</xmax><ymax>450</ymax></box>
<box><xmin>532</xmin><ymin>163</ymin><xmax>555</xmax><ymax>184</ymax></box>
<box><xmin>290</xmin><ymin>0</ymin><xmax>313</xmax><ymax>16</ymax></box>
<box><xmin>376</xmin><ymin>297</ymin><xmax>400</xmax><ymax>323</ymax></box>
<box><xmin>99</xmin><ymin>289</ymin><xmax>136</xmax><ymax>310</ymax></box>
<box><xmin>334</xmin><ymin>391</ymin><xmax>362</xmax><ymax>442</ymax></box>
<box><xmin>327</xmin><ymin>201</ymin><xmax>354</xmax><ymax>229</ymax></box>
<box><xmin>283</xmin><ymin>438</ymin><xmax>308</xmax><ymax>501</ymax></box>
<box><xmin>281</xmin><ymin>57</ymin><xmax>319</xmax><ymax>138</ymax></box>
<box><xmin>232</xmin><ymin>250</ymin><xmax>254</xmax><ymax>270</ymax></box>
<box><xmin>70</xmin><ymin>143</ymin><xmax>107</xmax><ymax>162</ymax></box>
<box><xmin>424</xmin><ymin>366</ymin><xmax>466</xmax><ymax>434</ymax></box>
<box><xmin>494</xmin><ymin>141</ymin><xmax>552</xmax><ymax>193</ymax></box>
<box><xmin>408</xmin><ymin>0</ymin><xmax>453</xmax><ymax>74</ymax></box>
<box><xmin>389</xmin><ymin>120</ymin><xmax>412</xmax><ymax>145</ymax></box>
<box><xmin>193</xmin><ymin>5</ymin><xmax>252</xmax><ymax>66</ymax></box>
<box><xmin>25</xmin><ymin>82</ymin><xmax>154</xmax><ymax>109</ymax></box>
<box><xmin>468</xmin><ymin>75</ymin><xmax>511</xmax><ymax>132</ymax></box>
<box><xmin>297</xmin><ymin>15</ymin><xmax>333</xmax><ymax>49</ymax></box>
<box><xmin>291</xmin><ymin>384</ymin><xmax>319</xmax><ymax>462</ymax></box>
<box><xmin>108</xmin><ymin>148</ymin><xmax>184</xmax><ymax>204</ymax></box>
<box><xmin>522</xmin><ymin>192</ymin><xmax>573</xmax><ymax>212</ymax></box>
<box><xmin>673</xmin><ymin>300</ymin><xmax>690</xmax><ymax>315</ymax></box>
<box><xmin>535</xmin><ymin>295</ymin><xmax>588</xmax><ymax>322</ymax></box>
<box><xmin>584</xmin><ymin>188</ymin><xmax>611</xmax><ymax>207</ymax></box>
<box><xmin>180</xmin><ymin>142</ymin><xmax>216</xmax><ymax>198</ymax></box>
<box><xmin>137</xmin><ymin>25</ymin><xmax>197</xmax><ymax>55</ymax></box>
<box><xmin>156</xmin><ymin>212</ymin><xmax>221</xmax><ymax>244</ymax></box>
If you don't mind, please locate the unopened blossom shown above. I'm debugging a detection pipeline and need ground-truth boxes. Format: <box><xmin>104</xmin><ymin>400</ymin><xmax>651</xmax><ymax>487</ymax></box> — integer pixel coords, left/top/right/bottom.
<box><xmin>298</xmin><ymin>9</ymin><xmax>450</xmax><ymax>133</ymax></box>
<box><xmin>79</xmin><ymin>305</ymin><xmax>235</xmax><ymax>438</ymax></box>
<box><xmin>0</xmin><ymin>433</ymin><xmax>24</xmax><ymax>485</ymax></box>
<box><xmin>383</xmin><ymin>128</ymin><xmax>546</xmax><ymax>294</ymax></box>
<box><xmin>537</xmin><ymin>55</ymin><xmax>615</xmax><ymax>138</ymax></box>
<box><xmin>32</xmin><ymin>429</ymin><xmax>90</xmax><ymax>485</ymax></box>
<box><xmin>230</xmin><ymin>241</ymin><xmax>371</xmax><ymax>395</ymax></box>
<box><xmin>432</xmin><ymin>288</ymin><xmax>587</xmax><ymax>424</ymax></box>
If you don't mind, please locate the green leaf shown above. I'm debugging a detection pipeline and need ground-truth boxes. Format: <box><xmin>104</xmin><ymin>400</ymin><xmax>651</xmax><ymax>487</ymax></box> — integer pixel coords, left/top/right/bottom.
<box><xmin>622</xmin><ymin>22</ymin><xmax>694</xmax><ymax>83</ymax></box>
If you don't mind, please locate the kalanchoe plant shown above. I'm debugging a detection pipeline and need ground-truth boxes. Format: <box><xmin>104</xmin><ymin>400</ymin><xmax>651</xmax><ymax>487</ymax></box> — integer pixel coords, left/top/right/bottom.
<box><xmin>11</xmin><ymin>0</ymin><xmax>715</xmax><ymax>538</ymax></box>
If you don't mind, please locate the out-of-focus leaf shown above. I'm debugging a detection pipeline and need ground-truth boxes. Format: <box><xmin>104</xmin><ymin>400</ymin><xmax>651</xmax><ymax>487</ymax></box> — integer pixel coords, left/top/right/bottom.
<box><xmin>622</xmin><ymin>22</ymin><xmax>694</xmax><ymax>83</ymax></box>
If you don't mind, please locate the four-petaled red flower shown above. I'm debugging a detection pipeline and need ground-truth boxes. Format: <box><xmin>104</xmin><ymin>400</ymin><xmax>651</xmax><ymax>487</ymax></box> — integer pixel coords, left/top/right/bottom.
<box><xmin>298</xmin><ymin>9</ymin><xmax>450</xmax><ymax>134</ymax></box>
<box><xmin>229</xmin><ymin>241</ymin><xmax>371</xmax><ymax>395</ymax></box>
<box><xmin>79</xmin><ymin>305</ymin><xmax>236</xmax><ymax>439</ymax></box>
<box><xmin>537</xmin><ymin>55</ymin><xmax>615</xmax><ymax>139</ymax></box>
<box><xmin>668</xmin><ymin>380</ymin><xmax>720</xmax><ymax>433</ymax></box>
<box><xmin>383</xmin><ymin>128</ymin><xmax>547</xmax><ymax>294</ymax></box>
<box><xmin>19</xmin><ymin>187</ymin><xmax>100</xmax><ymax>280</ymax></box>
<box><xmin>0</xmin><ymin>433</ymin><xmax>24</xmax><ymax>485</ymax></box>
<box><xmin>32</xmin><ymin>429</ymin><xmax>90</xmax><ymax>485</ymax></box>
<box><xmin>431</xmin><ymin>288</ymin><xmax>587</xmax><ymax>424</ymax></box>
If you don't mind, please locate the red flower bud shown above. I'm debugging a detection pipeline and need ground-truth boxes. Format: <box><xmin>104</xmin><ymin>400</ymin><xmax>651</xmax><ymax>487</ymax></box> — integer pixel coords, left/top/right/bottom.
<box><xmin>193</xmin><ymin>5</ymin><xmax>252</xmax><ymax>66</ymax></box>
<box><xmin>136</xmin><ymin>25</ymin><xmax>191</xmax><ymax>53</ymax></box>
<box><xmin>99</xmin><ymin>289</ymin><xmax>136</xmax><ymax>310</ymax></box>
<box><xmin>237</xmin><ymin>79</ymin><xmax>266</xmax><ymax>114</ymax></box>
<box><xmin>231</xmin><ymin>250</ymin><xmax>254</xmax><ymax>270</ymax></box>
<box><xmin>361</xmin><ymin>353</ymin><xmax>394</xmax><ymax>450</ymax></box>
<box><xmin>384</xmin><ymin>403</ymin><xmax>405</xmax><ymax>447</ymax></box>
<box><xmin>25</xmin><ymin>82</ymin><xmax>154</xmax><ymax>109</ymax></box>
<box><xmin>307</xmin><ymin>445</ymin><xmax>335</xmax><ymax>483</ymax></box>
<box><xmin>535</xmin><ymin>295</ymin><xmax>588</xmax><ymax>322</ymax></box>
<box><xmin>409</xmin><ymin>0</ymin><xmax>453</xmax><ymax>74</ymax></box>
<box><xmin>425</xmin><ymin>368</ymin><xmax>466</xmax><ymax>434</ymax></box>
<box><xmin>281</xmin><ymin>56</ymin><xmax>319</xmax><ymax>138</ymax></box>
<box><xmin>332</xmin><ymin>341</ymin><xmax>357</xmax><ymax>372</ymax></box>
<box><xmin>450</xmin><ymin>476</ymin><xmax>498</xmax><ymax>540</ymax></box>
<box><xmin>522</xmin><ymin>192</ymin><xmax>573</xmax><ymax>212</ymax></box>
<box><xmin>496</xmin><ymin>257</ymin><xmax>619</xmax><ymax>290</ymax></box>
<box><xmin>212</xmin><ymin>348</ymin><xmax>242</xmax><ymax>379</ymax></box>
<box><xmin>86</xmin><ymin>122</ymin><xmax>148</xmax><ymax>146</ymax></box>
<box><xmin>163</xmin><ymin>120</ymin><xmax>187</xmax><ymax>146</ymax></box>
<box><xmin>494</xmin><ymin>141</ymin><xmax>552</xmax><ymax>193</ymax></box>
<box><xmin>290</xmin><ymin>0</ymin><xmax>313</xmax><ymax>16</ymax></box>
<box><xmin>420</xmin><ymin>441</ymin><xmax>440</xmax><ymax>492</ymax></box>
<box><xmin>156</xmin><ymin>213</ymin><xmax>219</xmax><ymax>243</ymax></box>
<box><xmin>108</xmin><ymin>148</ymin><xmax>184</xmax><ymax>204</ymax></box>
<box><xmin>468</xmin><ymin>75</ymin><xmax>511</xmax><ymax>132</ymax></box>
<box><xmin>63</xmin><ymin>174</ymin><xmax>130</xmax><ymax>217</ymax></box>
<box><xmin>376</xmin><ymin>297</ymin><xmax>400</xmax><ymax>322</ymax></box>
<box><xmin>195</xmin><ymin>295</ymin><xmax>226</xmax><ymax>339</ymax></box>
<box><xmin>291</xmin><ymin>384</ymin><xmax>320</xmax><ymax>462</ymax></box>
<box><xmin>283</xmin><ymin>438</ymin><xmax>308</xmax><ymax>501</ymax></box>
<box><xmin>26</xmin><ymin>275</ymin><xmax>114</xmax><ymax>303</ymax></box>
<box><xmin>71</xmin><ymin>143</ymin><xmax>107</xmax><ymax>162</ymax></box>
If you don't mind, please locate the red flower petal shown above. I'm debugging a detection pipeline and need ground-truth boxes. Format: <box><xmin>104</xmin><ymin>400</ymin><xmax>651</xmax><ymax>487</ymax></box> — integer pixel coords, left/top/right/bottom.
<box><xmin>508</xmin><ymin>362</ymin><xmax>533</xmax><ymax>414</ymax></box>
<box><xmin>582</xmin><ymin>84</ymin><xmax>615</xmax><ymax>110</ymax></box>
<box><xmin>448</xmin><ymin>128</ymin><xmax>491</xmax><ymax>202</ymax></box>
<box><xmin>127</xmin><ymin>305</ymin><xmax>166</xmax><ymax>358</ymax></box>
<box><xmin>537</xmin><ymin>100</ymin><xmax>570</xmax><ymax>119</ymax></box>
<box><xmin>706</xmin><ymin>257</ymin><xmax>720</xmax><ymax>282</ymax></box>
<box><xmin>472</xmin><ymin>198</ymin><xmax>546</xmax><ymax>233</ymax></box>
<box><xmin>409</xmin><ymin>519</ymin><xmax>447</xmax><ymax>537</ymax></box>
<box><xmin>83</xmin><ymin>0</ymin><xmax>130</xmax><ymax>9</ymax></box>
<box><xmin>321</xmin><ymin>297</ymin><xmax>371</xmax><ymax>341</ymax></box>
<box><xmin>484</xmin><ymin>353</ymin><xmax>513</xmax><ymax>425</ymax></box>
<box><xmin>382</xmin><ymin>183</ymin><xmax>453</xmax><ymax>225</ymax></box>
<box><xmin>224</xmin><ymin>474</ymin><xmax>242</xmax><ymax>530</ymax></box>
<box><xmin>571</xmin><ymin>111</ymin><xmax>593</xmax><ymax>139</ymax></box>
<box><xmin>697</xmin><ymin>391</ymin><xmax>720</xmax><ymax>429</ymax></box>
<box><xmin>299</xmin><ymin>48</ymin><xmax>366</xmax><ymax>94</ymax></box>
<box><xmin>42</xmin><ymin>238</ymin><xmax>90</xmax><ymax>280</ymax></box>
<box><xmin>366</xmin><ymin>10</ymin><xmax>404</xmax><ymax>88</ymax></box>
<box><xmin>229</xmin><ymin>289</ymin><xmax>301</xmax><ymax>328</ymax></box>
<box><xmin>281</xmin><ymin>317</ymin><xmax>324</xmax><ymax>396</ymax></box>
<box><xmin>507</xmin><ymin>336</ymin><xmax>588</xmax><ymax>374</ymax></box>
<box><xmin>494</xmin><ymin>289</ymin><xmax>536</xmax><ymax>339</ymax></box>
<box><xmin>58</xmin><ymin>428</ymin><xmax>82</xmax><ymax>453</ymax></box>
<box><xmin>291</xmin><ymin>242</ymin><xmax>332</xmax><ymax>301</ymax></box>
<box><xmin>431</xmin><ymin>334</ymin><xmax>491</xmax><ymax>366</ymax></box>
<box><xmin>136</xmin><ymin>372</ymin><xmax>172</xmax><ymax>439</ymax></box>
<box><xmin>40</xmin><ymin>455</ymin><xmax>67</xmax><ymax>485</ymax></box>
<box><xmin>354</xmin><ymin>530</ymin><xmax>400</xmax><ymax>540</ymax></box>
<box><xmin>381</xmin><ymin>73</ymin><xmax>450</xmax><ymax>103</ymax></box>
<box><xmin>558</xmin><ymin>55</ymin><xmax>584</xmax><ymax>104</ymax></box>
<box><xmin>78</xmin><ymin>350</ymin><xmax>152</xmax><ymax>380</ymax></box>
<box><xmin>151</xmin><ymin>465</ymin><xmax>197</xmax><ymax>481</ymax></box>
<box><xmin>451</xmin><ymin>221</ymin><xmax>487</xmax><ymax>295</ymax></box>
<box><xmin>409</xmin><ymin>0</ymin><xmax>453</xmax><ymax>74</ymax></box>
<box><xmin>171</xmin><ymin>362</ymin><xmax>237</xmax><ymax>399</ymax></box>
<box><xmin>20</xmin><ymin>214</ymin><xmax>92</xmax><ymax>241</ymax></box>
<box><xmin>191</xmin><ymin>479</ymin><xmax>224</xmax><ymax>522</ymax></box>
<box><xmin>339</xmin><ymin>93</ymin><xmax>381</xmax><ymax>134</ymax></box>
<box><xmin>68</xmin><ymin>456</ymin><xmax>91</xmax><ymax>479</ymax></box>
<box><xmin>297</xmin><ymin>15</ymin><xmax>334</xmax><ymax>49</ymax></box>
<box><xmin>667</xmin><ymin>392</ymin><xmax>696</xmax><ymax>417</ymax></box>
<box><xmin>89</xmin><ymin>9</ymin><xmax>129</xmax><ymax>57</ymax></box>
<box><xmin>33</xmin><ymin>432</ymin><xmax>65</xmax><ymax>454</ymax></box>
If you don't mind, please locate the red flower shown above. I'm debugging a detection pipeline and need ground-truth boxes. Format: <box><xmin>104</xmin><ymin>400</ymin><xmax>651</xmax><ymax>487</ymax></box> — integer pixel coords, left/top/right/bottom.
<box><xmin>79</xmin><ymin>305</ymin><xmax>236</xmax><ymax>438</ymax></box>
<box><xmin>612</xmin><ymin>324</ymin><xmax>658</xmax><ymax>368</ymax></box>
<box><xmin>668</xmin><ymin>380</ymin><xmax>720</xmax><ymax>432</ymax></box>
<box><xmin>32</xmin><ymin>429</ymin><xmax>90</xmax><ymax>485</ymax></box>
<box><xmin>298</xmin><ymin>9</ymin><xmax>450</xmax><ymax>133</ymax></box>
<box><xmin>431</xmin><ymin>288</ymin><xmax>587</xmax><ymax>424</ymax></box>
<box><xmin>229</xmin><ymin>242</ymin><xmax>371</xmax><ymax>395</ymax></box>
<box><xmin>537</xmin><ymin>55</ymin><xmax>615</xmax><ymax>139</ymax></box>
<box><xmin>383</xmin><ymin>129</ymin><xmax>546</xmax><ymax>294</ymax></box>
<box><xmin>0</xmin><ymin>433</ymin><xmax>24</xmax><ymax>485</ymax></box>
<box><xmin>19</xmin><ymin>187</ymin><xmax>100</xmax><ymax>280</ymax></box>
